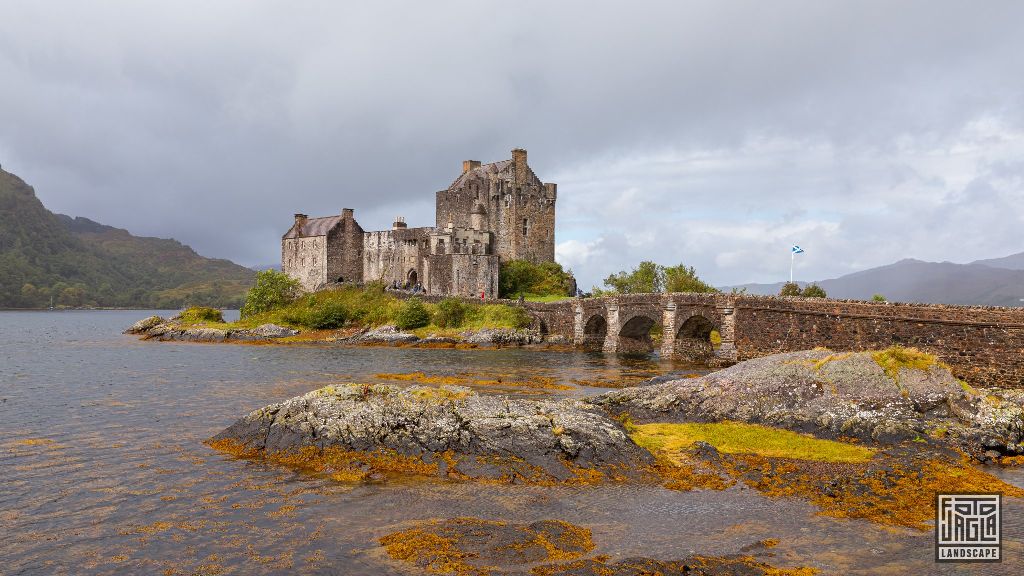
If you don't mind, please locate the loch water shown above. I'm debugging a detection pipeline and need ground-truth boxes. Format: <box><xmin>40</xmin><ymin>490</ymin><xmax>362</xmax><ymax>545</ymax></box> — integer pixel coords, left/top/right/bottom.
<box><xmin>1</xmin><ymin>310</ymin><xmax>1021</xmax><ymax>575</ymax></box>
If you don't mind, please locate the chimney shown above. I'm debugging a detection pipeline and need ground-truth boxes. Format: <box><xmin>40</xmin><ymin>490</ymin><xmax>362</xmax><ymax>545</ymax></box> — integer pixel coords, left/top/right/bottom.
<box><xmin>462</xmin><ymin>160</ymin><xmax>481</xmax><ymax>173</ymax></box>
<box><xmin>294</xmin><ymin>213</ymin><xmax>308</xmax><ymax>230</ymax></box>
<box><xmin>341</xmin><ymin>208</ymin><xmax>354</xmax><ymax>219</ymax></box>
<box><xmin>512</xmin><ymin>148</ymin><xmax>527</xmax><ymax>183</ymax></box>
<box><xmin>543</xmin><ymin>183</ymin><xmax>557</xmax><ymax>198</ymax></box>
<box><xmin>392</xmin><ymin>216</ymin><xmax>407</xmax><ymax>230</ymax></box>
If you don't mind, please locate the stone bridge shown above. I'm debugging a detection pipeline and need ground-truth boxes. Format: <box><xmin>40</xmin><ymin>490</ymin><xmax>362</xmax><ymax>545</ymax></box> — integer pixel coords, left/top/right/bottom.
<box><xmin>522</xmin><ymin>293</ymin><xmax>1024</xmax><ymax>389</ymax></box>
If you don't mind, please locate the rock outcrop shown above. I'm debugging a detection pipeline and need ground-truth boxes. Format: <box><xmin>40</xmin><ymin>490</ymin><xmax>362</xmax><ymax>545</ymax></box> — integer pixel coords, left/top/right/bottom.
<box><xmin>593</xmin><ymin>349</ymin><xmax>1024</xmax><ymax>460</ymax></box>
<box><xmin>209</xmin><ymin>383</ymin><xmax>651</xmax><ymax>482</ymax></box>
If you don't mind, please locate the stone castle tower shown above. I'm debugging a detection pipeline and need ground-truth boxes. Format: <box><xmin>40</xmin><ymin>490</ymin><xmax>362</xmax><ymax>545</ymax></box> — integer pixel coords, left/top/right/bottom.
<box><xmin>282</xmin><ymin>148</ymin><xmax>557</xmax><ymax>297</ymax></box>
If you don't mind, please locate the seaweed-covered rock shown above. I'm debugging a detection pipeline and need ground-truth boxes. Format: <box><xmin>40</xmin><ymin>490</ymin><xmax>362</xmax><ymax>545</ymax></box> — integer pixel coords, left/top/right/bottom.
<box><xmin>465</xmin><ymin>328</ymin><xmax>541</xmax><ymax>345</ymax></box>
<box><xmin>593</xmin><ymin>349</ymin><xmax>1024</xmax><ymax>460</ymax></box>
<box><xmin>209</xmin><ymin>383</ymin><xmax>651</xmax><ymax>482</ymax></box>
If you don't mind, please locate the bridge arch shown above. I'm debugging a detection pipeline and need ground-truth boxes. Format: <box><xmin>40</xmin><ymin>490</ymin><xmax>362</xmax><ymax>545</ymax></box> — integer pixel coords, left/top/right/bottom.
<box><xmin>617</xmin><ymin>312</ymin><xmax>660</xmax><ymax>357</ymax></box>
<box><xmin>582</xmin><ymin>314</ymin><xmax>607</xmax><ymax>350</ymax></box>
<box><xmin>673</xmin><ymin>312</ymin><xmax>718</xmax><ymax>362</ymax></box>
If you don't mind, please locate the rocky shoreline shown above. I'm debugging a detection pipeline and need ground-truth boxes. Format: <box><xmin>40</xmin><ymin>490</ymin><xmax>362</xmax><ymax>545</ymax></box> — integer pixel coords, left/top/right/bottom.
<box><xmin>124</xmin><ymin>315</ymin><xmax>547</xmax><ymax>348</ymax></box>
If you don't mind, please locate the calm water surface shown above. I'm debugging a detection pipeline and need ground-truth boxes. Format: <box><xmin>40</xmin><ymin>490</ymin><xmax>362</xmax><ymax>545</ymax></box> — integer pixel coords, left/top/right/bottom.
<box><xmin>1</xmin><ymin>310</ymin><xmax>1021</xmax><ymax>575</ymax></box>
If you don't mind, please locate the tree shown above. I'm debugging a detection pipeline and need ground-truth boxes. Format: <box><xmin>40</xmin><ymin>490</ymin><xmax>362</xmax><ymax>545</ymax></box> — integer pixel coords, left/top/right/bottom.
<box><xmin>663</xmin><ymin>264</ymin><xmax>718</xmax><ymax>293</ymax></box>
<box><xmin>499</xmin><ymin>260</ymin><xmax>575</xmax><ymax>298</ymax></box>
<box><xmin>779</xmin><ymin>282</ymin><xmax>802</xmax><ymax>297</ymax></box>
<box><xmin>602</xmin><ymin>261</ymin><xmax>662</xmax><ymax>294</ymax></box>
<box><xmin>241</xmin><ymin>270</ymin><xmax>301</xmax><ymax>318</ymax></box>
<box><xmin>395</xmin><ymin>298</ymin><xmax>430</xmax><ymax>329</ymax></box>
<box><xmin>871</xmin><ymin>294</ymin><xmax>887</xmax><ymax>302</ymax></box>
<box><xmin>801</xmin><ymin>283</ymin><xmax>827</xmax><ymax>298</ymax></box>
<box><xmin>598</xmin><ymin>261</ymin><xmax>717</xmax><ymax>295</ymax></box>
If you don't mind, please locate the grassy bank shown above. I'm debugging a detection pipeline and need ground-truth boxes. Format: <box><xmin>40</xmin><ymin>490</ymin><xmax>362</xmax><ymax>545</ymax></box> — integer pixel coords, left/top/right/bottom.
<box><xmin>176</xmin><ymin>286</ymin><xmax>533</xmax><ymax>334</ymax></box>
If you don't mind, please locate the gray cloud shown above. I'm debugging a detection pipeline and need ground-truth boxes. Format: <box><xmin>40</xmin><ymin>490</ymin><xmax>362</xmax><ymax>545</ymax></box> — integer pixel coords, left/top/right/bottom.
<box><xmin>1</xmin><ymin>1</ymin><xmax>1022</xmax><ymax>289</ymax></box>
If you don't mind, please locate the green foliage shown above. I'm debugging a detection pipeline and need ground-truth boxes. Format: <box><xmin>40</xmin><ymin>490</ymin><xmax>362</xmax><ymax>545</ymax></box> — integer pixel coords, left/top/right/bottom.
<box><xmin>779</xmin><ymin>282</ymin><xmax>802</xmax><ymax>296</ymax></box>
<box><xmin>499</xmin><ymin>260</ymin><xmax>575</xmax><ymax>298</ymax></box>
<box><xmin>663</xmin><ymin>264</ymin><xmax>718</xmax><ymax>293</ymax></box>
<box><xmin>600</xmin><ymin>261</ymin><xmax>717</xmax><ymax>295</ymax></box>
<box><xmin>463</xmin><ymin>303</ymin><xmax>532</xmax><ymax>329</ymax></box>
<box><xmin>433</xmin><ymin>298</ymin><xmax>467</xmax><ymax>328</ymax></box>
<box><xmin>240</xmin><ymin>270</ymin><xmax>301</xmax><ymax>318</ymax></box>
<box><xmin>282</xmin><ymin>296</ymin><xmax>349</xmax><ymax>329</ymax></box>
<box><xmin>801</xmin><ymin>283</ymin><xmax>828</xmax><ymax>298</ymax></box>
<box><xmin>395</xmin><ymin>298</ymin><xmax>430</xmax><ymax>330</ymax></box>
<box><xmin>178</xmin><ymin>306</ymin><xmax>224</xmax><ymax>323</ymax></box>
<box><xmin>0</xmin><ymin>168</ymin><xmax>255</xmax><ymax>309</ymax></box>
<box><xmin>872</xmin><ymin>294</ymin><xmax>887</xmax><ymax>302</ymax></box>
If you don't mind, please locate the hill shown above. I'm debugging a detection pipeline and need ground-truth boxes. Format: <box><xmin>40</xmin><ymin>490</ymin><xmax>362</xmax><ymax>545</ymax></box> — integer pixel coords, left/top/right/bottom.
<box><xmin>972</xmin><ymin>251</ymin><xmax>1024</xmax><ymax>271</ymax></box>
<box><xmin>0</xmin><ymin>167</ymin><xmax>254</xmax><ymax>309</ymax></box>
<box><xmin>726</xmin><ymin>256</ymin><xmax>1024</xmax><ymax>307</ymax></box>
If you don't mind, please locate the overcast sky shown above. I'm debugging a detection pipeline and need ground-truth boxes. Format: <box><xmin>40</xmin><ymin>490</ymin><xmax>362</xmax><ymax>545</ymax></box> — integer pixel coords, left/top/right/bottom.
<box><xmin>2</xmin><ymin>1</ymin><xmax>1022</xmax><ymax>289</ymax></box>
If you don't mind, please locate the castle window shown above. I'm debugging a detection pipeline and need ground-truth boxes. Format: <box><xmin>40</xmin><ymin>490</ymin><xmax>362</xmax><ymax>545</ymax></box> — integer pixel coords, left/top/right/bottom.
<box><xmin>504</xmin><ymin>194</ymin><xmax>510</xmax><ymax>208</ymax></box>
<box><xmin>522</xmin><ymin>218</ymin><xmax>529</xmax><ymax>236</ymax></box>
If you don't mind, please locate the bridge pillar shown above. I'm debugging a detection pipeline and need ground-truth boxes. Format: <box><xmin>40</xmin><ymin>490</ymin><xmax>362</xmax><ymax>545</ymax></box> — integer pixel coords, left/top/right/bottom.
<box><xmin>572</xmin><ymin>301</ymin><xmax>584</xmax><ymax>345</ymax></box>
<box><xmin>660</xmin><ymin>298</ymin><xmax>677</xmax><ymax>359</ymax></box>
<box><xmin>602</xmin><ymin>299</ymin><xmax>620</xmax><ymax>353</ymax></box>
<box><xmin>714</xmin><ymin>299</ymin><xmax>738</xmax><ymax>363</ymax></box>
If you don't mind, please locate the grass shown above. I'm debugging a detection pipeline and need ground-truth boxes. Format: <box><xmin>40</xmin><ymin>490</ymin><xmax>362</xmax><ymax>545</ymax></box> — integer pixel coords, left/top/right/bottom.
<box><xmin>521</xmin><ymin>293</ymin><xmax>574</xmax><ymax>303</ymax></box>
<box><xmin>178</xmin><ymin>286</ymin><xmax>533</xmax><ymax>333</ymax></box>
<box><xmin>178</xmin><ymin>306</ymin><xmax>224</xmax><ymax>323</ymax></box>
<box><xmin>871</xmin><ymin>346</ymin><xmax>947</xmax><ymax>382</ymax></box>
<box><xmin>629</xmin><ymin>421</ymin><xmax>876</xmax><ymax>464</ymax></box>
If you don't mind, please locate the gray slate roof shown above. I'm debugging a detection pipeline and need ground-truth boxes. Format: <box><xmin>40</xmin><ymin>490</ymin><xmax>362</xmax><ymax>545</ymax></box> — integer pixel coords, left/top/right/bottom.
<box><xmin>283</xmin><ymin>215</ymin><xmax>344</xmax><ymax>239</ymax></box>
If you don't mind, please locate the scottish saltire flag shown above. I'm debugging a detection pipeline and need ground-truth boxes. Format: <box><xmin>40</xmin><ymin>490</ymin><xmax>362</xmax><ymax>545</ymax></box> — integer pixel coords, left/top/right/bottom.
<box><xmin>791</xmin><ymin>245</ymin><xmax>805</xmax><ymax>254</ymax></box>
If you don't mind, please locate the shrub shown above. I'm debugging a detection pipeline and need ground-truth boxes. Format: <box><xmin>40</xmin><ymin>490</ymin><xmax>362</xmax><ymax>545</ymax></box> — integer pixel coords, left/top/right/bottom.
<box><xmin>499</xmin><ymin>260</ymin><xmax>575</xmax><ymax>298</ymax></box>
<box><xmin>779</xmin><ymin>282</ymin><xmax>802</xmax><ymax>297</ymax></box>
<box><xmin>304</xmin><ymin>300</ymin><xmax>349</xmax><ymax>329</ymax></box>
<box><xmin>801</xmin><ymin>283</ymin><xmax>827</xmax><ymax>298</ymax></box>
<box><xmin>395</xmin><ymin>298</ymin><xmax>430</xmax><ymax>330</ymax></box>
<box><xmin>434</xmin><ymin>298</ymin><xmax>467</xmax><ymax>328</ymax></box>
<box><xmin>241</xmin><ymin>270</ymin><xmax>301</xmax><ymax>318</ymax></box>
<box><xmin>179</xmin><ymin>306</ymin><xmax>224</xmax><ymax>323</ymax></box>
<box><xmin>872</xmin><ymin>294</ymin><xmax>887</xmax><ymax>302</ymax></box>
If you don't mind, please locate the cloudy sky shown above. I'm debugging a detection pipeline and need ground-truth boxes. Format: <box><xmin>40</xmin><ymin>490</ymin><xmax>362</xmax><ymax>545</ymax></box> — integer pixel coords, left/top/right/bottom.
<box><xmin>2</xmin><ymin>1</ymin><xmax>1023</xmax><ymax>289</ymax></box>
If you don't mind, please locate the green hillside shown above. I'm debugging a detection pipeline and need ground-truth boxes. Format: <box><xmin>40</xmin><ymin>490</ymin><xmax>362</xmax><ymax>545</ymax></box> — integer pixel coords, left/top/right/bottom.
<box><xmin>0</xmin><ymin>167</ymin><xmax>255</xmax><ymax>309</ymax></box>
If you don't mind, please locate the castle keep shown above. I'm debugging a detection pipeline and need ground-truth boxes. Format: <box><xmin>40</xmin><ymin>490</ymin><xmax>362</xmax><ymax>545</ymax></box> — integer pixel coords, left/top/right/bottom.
<box><xmin>282</xmin><ymin>148</ymin><xmax>557</xmax><ymax>297</ymax></box>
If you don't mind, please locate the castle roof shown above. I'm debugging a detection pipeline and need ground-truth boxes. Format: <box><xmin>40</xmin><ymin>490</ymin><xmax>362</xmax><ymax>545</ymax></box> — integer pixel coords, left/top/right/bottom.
<box><xmin>283</xmin><ymin>215</ymin><xmax>344</xmax><ymax>239</ymax></box>
<box><xmin>447</xmin><ymin>157</ymin><xmax>539</xmax><ymax>191</ymax></box>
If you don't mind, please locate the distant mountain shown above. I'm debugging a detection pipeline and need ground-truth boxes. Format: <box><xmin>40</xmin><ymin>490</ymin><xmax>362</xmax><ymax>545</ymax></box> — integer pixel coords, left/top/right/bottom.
<box><xmin>726</xmin><ymin>256</ymin><xmax>1024</xmax><ymax>307</ymax></box>
<box><xmin>0</xmin><ymin>166</ymin><xmax>255</xmax><ymax>308</ymax></box>
<box><xmin>972</xmin><ymin>251</ymin><xmax>1024</xmax><ymax>271</ymax></box>
<box><xmin>250</xmin><ymin>263</ymin><xmax>282</xmax><ymax>272</ymax></box>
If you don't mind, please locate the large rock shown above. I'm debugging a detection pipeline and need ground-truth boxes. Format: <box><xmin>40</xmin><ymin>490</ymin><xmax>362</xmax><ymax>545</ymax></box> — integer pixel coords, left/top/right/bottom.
<box><xmin>465</xmin><ymin>328</ymin><xmax>541</xmax><ymax>345</ymax></box>
<box><xmin>210</xmin><ymin>383</ymin><xmax>651</xmax><ymax>482</ymax></box>
<box><xmin>593</xmin><ymin>349</ymin><xmax>1024</xmax><ymax>459</ymax></box>
<box><xmin>350</xmin><ymin>325</ymin><xmax>419</xmax><ymax>344</ymax></box>
<box><xmin>124</xmin><ymin>315</ymin><xmax>165</xmax><ymax>334</ymax></box>
<box><xmin>246</xmin><ymin>323</ymin><xmax>298</xmax><ymax>338</ymax></box>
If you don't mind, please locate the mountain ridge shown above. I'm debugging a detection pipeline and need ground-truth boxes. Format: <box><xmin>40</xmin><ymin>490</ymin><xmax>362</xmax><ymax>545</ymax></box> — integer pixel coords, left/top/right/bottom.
<box><xmin>0</xmin><ymin>167</ymin><xmax>254</xmax><ymax>308</ymax></box>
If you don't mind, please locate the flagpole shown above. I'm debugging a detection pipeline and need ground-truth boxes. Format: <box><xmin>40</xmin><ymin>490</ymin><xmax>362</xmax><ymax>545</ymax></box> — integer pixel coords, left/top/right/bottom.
<box><xmin>790</xmin><ymin>250</ymin><xmax>794</xmax><ymax>283</ymax></box>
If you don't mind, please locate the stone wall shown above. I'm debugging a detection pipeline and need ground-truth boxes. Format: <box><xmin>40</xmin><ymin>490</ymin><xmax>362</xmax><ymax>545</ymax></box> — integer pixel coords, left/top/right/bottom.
<box><xmin>730</xmin><ymin>295</ymin><xmax>1024</xmax><ymax>389</ymax></box>
<box><xmin>426</xmin><ymin>253</ymin><xmax>500</xmax><ymax>299</ymax></box>
<box><xmin>363</xmin><ymin>227</ymin><xmax>431</xmax><ymax>286</ymax></box>
<box><xmin>282</xmin><ymin>236</ymin><xmax>326</xmax><ymax>292</ymax></box>
<box><xmin>325</xmin><ymin>210</ymin><xmax>364</xmax><ymax>284</ymax></box>
<box><xmin>523</xmin><ymin>293</ymin><xmax>1024</xmax><ymax>388</ymax></box>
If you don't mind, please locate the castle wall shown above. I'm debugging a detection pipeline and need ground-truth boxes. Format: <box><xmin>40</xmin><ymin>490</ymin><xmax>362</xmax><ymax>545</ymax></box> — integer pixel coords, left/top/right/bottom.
<box><xmin>325</xmin><ymin>214</ymin><xmax>365</xmax><ymax>284</ymax></box>
<box><xmin>282</xmin><ymin>236</ymin><xmax>327</xmax><ymax>291</ymax></box>
<box><xmin>426</xmin><ymin>253</ymin><xmax>500</xmax><ymax>299</ymax></box>
<box><xmin>363</xmin><ymin>228</ymin><xmax>431</xmax><ymax>286</ymax></box>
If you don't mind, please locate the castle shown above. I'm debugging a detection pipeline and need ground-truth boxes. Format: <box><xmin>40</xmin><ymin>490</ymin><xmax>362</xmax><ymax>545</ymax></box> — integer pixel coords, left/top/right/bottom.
<box><xmin>282</xmin><ymin>148</ymin><xmax>557</xmax><ymax>297</ymax></box>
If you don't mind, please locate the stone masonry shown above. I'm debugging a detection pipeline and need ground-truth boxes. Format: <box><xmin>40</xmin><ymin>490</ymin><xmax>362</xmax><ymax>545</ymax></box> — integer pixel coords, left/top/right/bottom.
<box><xmin>282</xmin><ymin>149</ymin><xmax>556</xmax><ymax>296</ymax></box>
<box><xmin>523</xmin><ymin>293</ymin><xmax>1024</xmax><ymax>389</ymax></box>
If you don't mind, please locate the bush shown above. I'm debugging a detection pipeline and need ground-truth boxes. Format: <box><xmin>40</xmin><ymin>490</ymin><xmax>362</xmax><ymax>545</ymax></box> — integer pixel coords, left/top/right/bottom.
<box><xmin>599</xmin><ymin>261</ymin><xmax>718</xmax><ymax>295</ymax></box>
<box><xmin>801</xmin><ymin>283</ymin><xmax>827</xmax><ymax>298</ymax></box>
<box><xmin>434</xmin><ymin>298</ymin><xmax>467</xmax><ymax>328</ymax></box>
<box><xmin>241</xmin><ymin>270</ymin><xmax>301</xmax><ymax>318</ymax></box>
<box><xmin>779</xmin><ymin>282</ymin><xmax>802</xmax><ymax>297</ymax></box>
<box><xmin>871</xmin><ymin>294</ymin><xmax>887</xmax><ymax>302</ymax></box>
<box><xmin>499</xmin><ymin>260</ymin><xmax>575</xmax><ymax>298</ymax></box>
<box><xmin>395</xmin><ymin>298</ymin><xmax>430</xmax><ymax>330</ymax></box>
<box><xmin>179</xmin><ymin>306</ymin><xmax>224</xmax><ymax>323</ymax></box>
<box><xmin>304</xmin><ymin>300</ymin><xmax>349</xmax><ymax>329</ymax></box>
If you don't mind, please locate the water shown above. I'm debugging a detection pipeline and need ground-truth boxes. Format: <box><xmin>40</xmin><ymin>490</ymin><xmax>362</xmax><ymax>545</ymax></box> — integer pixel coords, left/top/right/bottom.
<box><xmin>1</xmin><ymin>310</ymin><xmax>1021</xmax><ymax>575</ymax></box>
